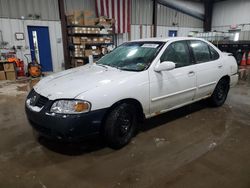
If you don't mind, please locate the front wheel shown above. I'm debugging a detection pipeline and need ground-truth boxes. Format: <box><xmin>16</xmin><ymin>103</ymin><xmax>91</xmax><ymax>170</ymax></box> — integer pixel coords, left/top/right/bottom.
<box><xmin>103</xmin><ymin>103</ymin><xmax>137</xmax><ymax>149</ymax></box>
<box><xmin>209</xmin><ymin>78</ymin><xmax>230</xmax><ymax>107</ymax></box>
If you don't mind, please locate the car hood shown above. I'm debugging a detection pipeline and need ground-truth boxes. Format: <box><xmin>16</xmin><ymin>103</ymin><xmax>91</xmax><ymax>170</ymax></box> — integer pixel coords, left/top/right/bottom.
<box><xmin>34</xmin><ymin>64</ymin><xmax>137</xmax><ymax>100</ymax></box>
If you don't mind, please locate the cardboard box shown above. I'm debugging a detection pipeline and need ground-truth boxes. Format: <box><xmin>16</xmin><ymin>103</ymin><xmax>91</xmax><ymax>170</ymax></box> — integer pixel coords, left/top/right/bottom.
<box><xmin>92</xmin><ymin>49</ymin><xmax>101</xmax><ymax>56</ymax></box>
<box><xmin>73</xmin><ymin>37</ymin><xmax>81</xmax><ymax>44</ymax></box>
<box><xmin>96</xmin><ymin>17</ymin><xmax>115</xmax><ymax>27</ymax></box>
<box><xmin>84</xmin><ymin>18</ymin><xmax>96</xmax><ymax>26</ymax></box>
<box><xmin>104</xmin><ymin>37</ymin><xmax>112</xmax><ymax>43</ymax></box>
<box><xmin>75</xmin><ymin>59</ymin><xmax>85</xmax><ymax>67</ymax></box>
<box><xmin>66</xmin><ymin>15</ymin><xmax>74</xmax><ymax>24</ymax></box>
<box><xmin>0</xmin><ymin>71</ymin><xmax>6</xmax><ymax>80</ymax></box>
<box><xmin>4</xmin><ymin>63</ymin><xmax>15</xmax><ymax>72</ymax></box>
<box><xmin>83</xmin><ymin>10</ymin><xmax>94</xmax><ymax>18</ymax></box>
<box><xmin>84</xmin><ymin>50</ymin><xmax>93</xmax><ymax>57</ymax></box>
<box><xmin>68</xmin><ymin>10</ymin><xmax>96</xmax><ymax>26</ymax></box>
<box><xmin>6</xmin><ymin>71</ymin><xmax>16</xmax><ymax>81</ymax></box>
<box><xmin>86</xmin><ymin>38</ymin><xmax>92</xmax><ymax>43</ymax></box>
<box><xmin>73</xmin><ymin>51</ymin><xmax>84</xmax><ymax>57</ymax></box>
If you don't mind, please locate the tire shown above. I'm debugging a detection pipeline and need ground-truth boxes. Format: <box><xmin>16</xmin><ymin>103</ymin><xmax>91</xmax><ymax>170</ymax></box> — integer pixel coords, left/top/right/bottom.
<box><xmin>104</xmin><ymin>103</ymin><xmax>137</xmax><ymax>149</ymax></box>
<box><xmin>209</xmin><ymin>78</ymin><xmax>230</xmax><ymax>107</ymax></box>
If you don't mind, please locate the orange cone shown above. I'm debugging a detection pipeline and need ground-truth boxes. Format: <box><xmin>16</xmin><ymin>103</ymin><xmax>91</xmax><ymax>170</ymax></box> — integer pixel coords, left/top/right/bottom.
<box><xmin>241</xmin><ymin>52</ymin><xmax>247</xmax><ymax>66</ymax></box>
<box><xmin>247</xmin><ymin>51</ymin><xmax>250</xmax><ymax>65</ymax></box>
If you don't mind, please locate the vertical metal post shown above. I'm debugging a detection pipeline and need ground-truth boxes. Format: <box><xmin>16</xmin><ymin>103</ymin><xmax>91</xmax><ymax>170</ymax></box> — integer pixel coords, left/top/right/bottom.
<box><xmin>204</xmin><ymin>0</ymin><xmax>213</xmax><ymax>32</ymax></box>
<box><xmin>152</xmin><ymin>0</ymin><xmax>158</xmax><ymax>37</ymax></box>
<box><xmin>58</xmin><ymin>0</ymin><xmax>70</xmax><ymax>69</ymax></box>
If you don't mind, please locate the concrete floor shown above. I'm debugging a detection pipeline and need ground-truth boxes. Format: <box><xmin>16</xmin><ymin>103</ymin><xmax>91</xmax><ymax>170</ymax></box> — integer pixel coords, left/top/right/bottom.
<box><xmin>0</xmin><ymin>74</ymin><xmax>250</xmax><ymax>188</ymax></box>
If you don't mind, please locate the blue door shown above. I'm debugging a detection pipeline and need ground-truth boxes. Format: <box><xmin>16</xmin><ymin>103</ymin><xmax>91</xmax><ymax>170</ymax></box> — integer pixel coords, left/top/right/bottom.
<box><xmin>28</xmin><ymin>26</ymin><xmax>53</xmax><ymax>72</ymax></box>
<box><xmin>168</xmin><ymin>30</ymin><xmax>178</xmax><ymax>37</ymax></box>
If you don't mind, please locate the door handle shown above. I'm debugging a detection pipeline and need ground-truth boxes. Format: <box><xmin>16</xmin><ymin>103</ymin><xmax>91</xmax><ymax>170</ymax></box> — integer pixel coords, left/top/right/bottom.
<box><xmin>218</xmin><ymin>65</ymin><xmax>223</xmax><ymax>68</ymax></box>
<box><xmin>188</xmin><ymin>71</ymin><xmax>195</xmax><ymax>77</ymax></box>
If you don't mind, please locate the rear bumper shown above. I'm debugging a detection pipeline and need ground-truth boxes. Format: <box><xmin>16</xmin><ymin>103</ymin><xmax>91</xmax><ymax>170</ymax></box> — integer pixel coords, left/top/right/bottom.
<box><xmin>230</xmin><ymin>73</ymin><xmax>239</xmax><ymax>87</ymax></box>
<box><xmin>25</xmin><ymin>104</ymin><xmax>107</xmax><ymax>142</ymax></box>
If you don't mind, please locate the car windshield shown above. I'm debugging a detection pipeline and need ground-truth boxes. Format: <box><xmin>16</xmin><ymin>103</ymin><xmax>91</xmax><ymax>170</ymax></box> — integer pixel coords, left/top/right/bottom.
<box><xmin>96</xmin><ymin>41</ymin><xmax>165</xmax><ymax>71</ymax></box>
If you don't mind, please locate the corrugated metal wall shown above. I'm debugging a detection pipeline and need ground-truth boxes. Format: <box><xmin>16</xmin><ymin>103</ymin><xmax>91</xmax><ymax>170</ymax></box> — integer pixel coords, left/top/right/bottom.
<box><xmin>64</xmin><ymin>0</ymin><xmax>96</xmax><ymax>15</ymax></box>
<box><xmin>0</xmin><ymin>0</ymin><xmax>59</xmax><ymax>20</ymax></box>
<box><xmin>131</xmin><ymin>0</ymin><xmax>203</xmax><ymax>27</ymax></box>
<box><xmin>212</xmin><ymin>0</ymin><xmax>250</xmax><ymax>32</ymax></box>
<box><xmin>131</xmin><ymin>0</ymin><xmax>153</xmax><ymax>25</ymax></box>
<box><xmin>157</xmin><ymin>4</ymin><xmax>203</xmax><ymax>27</ymax></box>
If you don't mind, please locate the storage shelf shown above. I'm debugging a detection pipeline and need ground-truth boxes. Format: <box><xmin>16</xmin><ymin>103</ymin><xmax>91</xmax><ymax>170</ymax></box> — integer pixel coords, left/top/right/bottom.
<box><xmin>67</xmin><ymin>23</ymin><xmax>115</xmax><ymax>68</ymax></box>
<box><xmin>68</xmin><ymin>33</ymin><xmax>113</xmax><ymax>36</ymax></box>
<box><xmin>70</xmin><ymin>55</ymin><xmax>101</xmax><ymax>59</ymax></box>
<box><xmin>67</xmin><ymin>25</ymin><xmax>105</xmax><ymax>28</ymax></box>
<box><xmin>69</xmin><ymin>43</ymin><xmax>113</xmax><ymax>47</ymax></box>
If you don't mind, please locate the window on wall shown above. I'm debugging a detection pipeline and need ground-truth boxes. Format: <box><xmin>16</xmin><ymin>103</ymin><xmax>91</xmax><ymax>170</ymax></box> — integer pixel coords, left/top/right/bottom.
<box><xmin>168</xmin><ymin>30</ymin><xmax>178</xmax><ymax>37</ymax></box>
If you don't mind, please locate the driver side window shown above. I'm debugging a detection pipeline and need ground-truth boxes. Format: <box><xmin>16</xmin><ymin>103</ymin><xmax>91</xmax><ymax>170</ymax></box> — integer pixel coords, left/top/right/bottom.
<box><xmin>160</xmin><ymin>41</ymin><xmax>191</xmax><ymax>68</ymax></box>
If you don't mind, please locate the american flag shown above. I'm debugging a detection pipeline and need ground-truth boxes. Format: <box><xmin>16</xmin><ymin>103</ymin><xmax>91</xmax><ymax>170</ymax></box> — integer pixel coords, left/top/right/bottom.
<box><xmin>95</xmin><ymin>0</ymin><xmax>131</xmax><ymax>34</ymax></box>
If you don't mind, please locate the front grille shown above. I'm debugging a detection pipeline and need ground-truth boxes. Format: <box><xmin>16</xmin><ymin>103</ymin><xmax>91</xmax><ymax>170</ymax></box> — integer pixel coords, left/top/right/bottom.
<box><xmin>36</xmin><ymin>95</ymin><xmax>49</xmax><ymax>107</ymax></box>
<box><xmin>28</xmin><ymin>89</ymin><xmax>49</xmax><ymax>107</ymax></box>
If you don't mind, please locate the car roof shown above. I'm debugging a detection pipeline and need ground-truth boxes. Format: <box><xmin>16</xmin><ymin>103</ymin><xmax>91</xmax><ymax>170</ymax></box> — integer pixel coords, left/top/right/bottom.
<box><xmin>131</xmin><ymin>37</ymin><xmax>206</xmax><ymax>43</ymax></box>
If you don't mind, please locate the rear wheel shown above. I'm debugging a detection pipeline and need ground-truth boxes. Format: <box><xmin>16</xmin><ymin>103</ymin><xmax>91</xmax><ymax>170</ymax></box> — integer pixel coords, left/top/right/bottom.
<box><xmin>209</xmin><ymin>78</ymin><xmax>230</xmax><ymax>107</ymax></box>
<box><xmin>104</xmin><ymin>103</ymin><xmax>137</xmax><ymax>149</ymax></box>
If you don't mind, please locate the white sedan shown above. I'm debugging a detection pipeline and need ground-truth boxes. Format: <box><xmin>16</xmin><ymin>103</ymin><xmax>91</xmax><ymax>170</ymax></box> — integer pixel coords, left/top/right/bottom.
<box><xmin>25</xmin><ymin>37</ymin><xmax>238</xmax><ymax>149</ymax></box>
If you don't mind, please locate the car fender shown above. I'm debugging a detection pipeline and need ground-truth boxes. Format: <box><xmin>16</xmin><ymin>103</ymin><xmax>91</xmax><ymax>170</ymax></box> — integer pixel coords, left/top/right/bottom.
<box><xmin>76</xmin><ymin>70</ymin><xmax>150</xmax><ymax>117</ymax></box>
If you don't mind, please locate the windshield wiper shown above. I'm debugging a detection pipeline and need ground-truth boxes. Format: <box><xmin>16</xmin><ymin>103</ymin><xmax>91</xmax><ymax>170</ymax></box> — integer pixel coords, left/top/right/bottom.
<box><xmin>96</xmin><ymin>64</ymin><xmax>109</xmax><ymax>69</ymax></box>
<box><xmin>116</xmin><ymin>67</ymin><xmax>141</xmax><ymax>72</ymax></box>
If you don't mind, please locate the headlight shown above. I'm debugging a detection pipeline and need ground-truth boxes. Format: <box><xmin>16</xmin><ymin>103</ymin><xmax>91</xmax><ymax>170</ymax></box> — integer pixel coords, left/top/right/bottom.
<box><xmin>50</xmin><ymin>100</ymin><xmax>91</xmax><ymax>114</ymax></box>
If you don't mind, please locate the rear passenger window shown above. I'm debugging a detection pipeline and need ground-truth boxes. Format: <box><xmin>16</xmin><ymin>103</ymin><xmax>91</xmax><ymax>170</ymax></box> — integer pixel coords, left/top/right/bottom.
<box><xmin>189</xmin><ymin>40</ymin><xmax>211</xmax><ymax>63</ymax></box>
<box><xmin>209</xmin><ymin>46</ymin><xmax>220</xmax><ymax>60</ymax></box>
<box><xmin>160</xmin><ymin>41</ymin><xmax>191</xmax><ymax>68</ymax></box>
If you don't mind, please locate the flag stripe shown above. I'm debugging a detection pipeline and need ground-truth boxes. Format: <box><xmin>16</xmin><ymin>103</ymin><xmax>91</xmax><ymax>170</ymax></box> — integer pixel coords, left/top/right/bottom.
<box><xmin>95</xmin><ymin>0</ymin><xmax>130</xmax><ymax>34</ymax></box>
<box><xmin>111</xmin><ymin>0</ymin><xmax>115</xmax><ymax>19</ymax></box>
<box><xmin>103</xmin><ymin>0</ymin><xmax>107</xmax><ymax>16</ymax></box>
<box><xmin>106</xmin><ymin>0</ymin><xmax>110</xmax><ymax>18</ymax></box>
<box><xmin>109</xmin><ymin>0</ymin><xmax>112</xmax><ymax>18</ymax></box>
<box><xmin>128</xmin><ymin>0</ymin><xmax>131</xmax><ymax>32</ymax></box>
<box><xmin>124</xmin><ymin>0</ymin><xmax>127</xmax><ymax>33</ymax></box>
<box><xmin>100</xmin><ymin>0</ymin><xmax>104</xmax><ymax>16</ymax></box>
<box><xmin>117</xmin><ymin>0</ymin><xmax>120</xmax><ymax>33</ymax></box>
<box><xmin>123</xmin><ymin>0</ymin><xmax>125</xmax><ymax>33</ymax></box>
<box><xmin>114</xmin><ymin>0</ymin><xmax>118</xmax><ymax>33</ymax></box>
<box><xmin>95</xmin><ymin>0</ymin><xmax>99</xmax><ymax>17</ymax></box>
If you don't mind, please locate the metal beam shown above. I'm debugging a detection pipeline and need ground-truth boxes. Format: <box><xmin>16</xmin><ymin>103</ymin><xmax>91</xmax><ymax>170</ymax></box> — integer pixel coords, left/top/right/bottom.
<box><xmin>58</xmin><ymin>0</ymin><xmax>70</xmax><ymax>69</ymax></box>
<box><xmin>157</xmin><ymin>0</ymin><xmax>204</xmax><ymax>20</ymax></box>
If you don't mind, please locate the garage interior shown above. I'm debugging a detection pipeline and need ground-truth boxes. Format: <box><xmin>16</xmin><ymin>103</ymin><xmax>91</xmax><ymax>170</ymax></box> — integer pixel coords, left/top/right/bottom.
<box><xmin>0</xmin><ymin>0</ymin><xmax>250</xmax><ymax>187</ymax></box>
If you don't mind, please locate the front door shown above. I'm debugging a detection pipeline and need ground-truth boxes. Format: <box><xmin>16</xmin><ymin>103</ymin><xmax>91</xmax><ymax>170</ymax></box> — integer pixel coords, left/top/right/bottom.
<box><xmin>149</xmin><ymin>40</ymin><xmax>196</xmax><ymax>116</ymax></box>
<box><xmin>28</xmin><ymin>26</ymin><xmax>53</xmax><ymax>72</ymax></box>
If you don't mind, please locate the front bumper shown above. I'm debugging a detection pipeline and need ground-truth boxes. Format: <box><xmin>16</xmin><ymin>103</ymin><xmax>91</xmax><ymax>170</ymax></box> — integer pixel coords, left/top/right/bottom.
<box><xmin>25</xmin><ymin>101</ymin><xmax>107</xmax><ymax>142</ymax></box>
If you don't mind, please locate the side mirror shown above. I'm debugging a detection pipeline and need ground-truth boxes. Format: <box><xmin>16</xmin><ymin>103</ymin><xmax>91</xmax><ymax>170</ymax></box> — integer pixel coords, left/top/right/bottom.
<box><xmin>154</xmin><ymin>61</ymin><xmax>176</xmax><ymax>72</ymax></box>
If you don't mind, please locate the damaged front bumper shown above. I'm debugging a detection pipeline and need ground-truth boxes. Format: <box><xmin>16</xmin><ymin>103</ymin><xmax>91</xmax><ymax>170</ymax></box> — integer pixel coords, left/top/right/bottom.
<box><xmin>25</xmin><ymin>98</ymin><xmax>107</xmax><ymax>142</ymax></box>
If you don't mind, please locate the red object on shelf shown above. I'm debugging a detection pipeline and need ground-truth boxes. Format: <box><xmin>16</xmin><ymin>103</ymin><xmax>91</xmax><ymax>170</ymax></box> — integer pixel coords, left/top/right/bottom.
<box><xmin>16</xmin><ymin>60</ymin><xmax>25</xmax><ymax>77</ymax></box>
<box><xmin>7</xmin><ymin>58</ymin><xmax>25</xmax><ymax>77</ymax></box>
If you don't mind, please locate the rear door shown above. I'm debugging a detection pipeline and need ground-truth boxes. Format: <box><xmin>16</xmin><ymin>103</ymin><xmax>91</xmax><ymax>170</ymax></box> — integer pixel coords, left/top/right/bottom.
<box><xmin>188</xmin><ymin>40</ymin><xmax>222</xmax><ymax>99</ymax></box>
